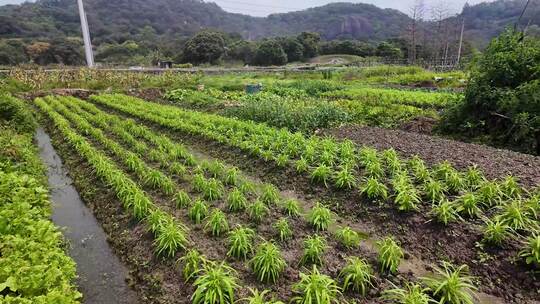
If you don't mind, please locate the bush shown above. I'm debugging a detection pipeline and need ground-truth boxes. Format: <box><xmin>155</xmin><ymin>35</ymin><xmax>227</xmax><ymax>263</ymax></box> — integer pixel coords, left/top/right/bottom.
<box><xmin>439</xmin><ymin>29</ymin><xmax>540</xmax><ymax>155</ymax></box>
<box><xmin>0</xmin><ymin>93</ymin><xmax>36</xmax><ymax>133</ymax></box>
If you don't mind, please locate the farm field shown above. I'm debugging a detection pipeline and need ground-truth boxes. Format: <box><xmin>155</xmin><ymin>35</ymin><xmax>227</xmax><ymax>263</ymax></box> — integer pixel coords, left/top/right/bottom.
<box><xmin>1</xmin><ymin>66</ymin><xmax>539</xmax><ymax>304</ymax></box>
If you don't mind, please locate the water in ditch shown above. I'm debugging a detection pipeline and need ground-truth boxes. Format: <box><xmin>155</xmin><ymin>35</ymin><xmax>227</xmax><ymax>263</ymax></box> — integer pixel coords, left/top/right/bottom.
<box><xmin>36</xmin><ymin>128</ymin><xmax>138</xmax><ymax>304</ymax></box>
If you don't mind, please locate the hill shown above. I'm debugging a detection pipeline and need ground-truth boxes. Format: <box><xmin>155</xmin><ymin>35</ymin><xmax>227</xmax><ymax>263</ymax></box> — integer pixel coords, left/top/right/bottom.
<box><xmin>459</xmin><ymin>0</ymin><xmax>540</xmax><ymax>48</ymax></box>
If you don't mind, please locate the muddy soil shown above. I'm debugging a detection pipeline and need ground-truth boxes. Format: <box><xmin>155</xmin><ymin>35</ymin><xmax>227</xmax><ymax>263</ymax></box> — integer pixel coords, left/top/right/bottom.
<box><xmin>97</xmin><ymin>106</ymin><xmax>539</xmax><ymax>303</ymax></box>
<box><xmin>325</xmin><ymin>125</ymin><xmax>540</xmax><ymax>188</ymax></box>
<box><xmin>36</xmin><ymin>128</ymin><xmax>139</xmax><ymax>304</ymax></box>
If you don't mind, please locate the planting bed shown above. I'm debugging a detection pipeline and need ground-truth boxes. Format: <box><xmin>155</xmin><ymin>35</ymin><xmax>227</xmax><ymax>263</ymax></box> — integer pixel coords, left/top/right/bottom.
<box><xmin>325</xmin><ymin>125</ymin><xmax>540</xmax><ymax>188</ymax></box>
<box><xmin>28</xmin><ymin>92</ymin><xmax>538</xmax><ymax>304</ymax></box>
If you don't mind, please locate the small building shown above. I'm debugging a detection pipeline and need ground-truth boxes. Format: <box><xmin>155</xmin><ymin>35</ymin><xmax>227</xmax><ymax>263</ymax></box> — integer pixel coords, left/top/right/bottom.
<box><xmin>158</xmin><ymin>61</ymin><xmax>173</xmax><ymax>69</ymax></box>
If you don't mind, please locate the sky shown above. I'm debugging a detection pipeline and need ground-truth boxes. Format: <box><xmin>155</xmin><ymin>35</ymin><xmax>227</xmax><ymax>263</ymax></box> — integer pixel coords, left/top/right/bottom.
<box><xmin>0</xmin><ymin>0</ymin><xmax>494</xmax><ymax>16</ymax></box>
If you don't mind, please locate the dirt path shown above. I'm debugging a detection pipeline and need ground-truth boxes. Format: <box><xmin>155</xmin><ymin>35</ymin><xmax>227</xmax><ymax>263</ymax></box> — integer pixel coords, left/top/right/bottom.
<box><xmin>324</xmin><ymin>125</ymin><xmax>540</xmax><ymax>188</ymax></box>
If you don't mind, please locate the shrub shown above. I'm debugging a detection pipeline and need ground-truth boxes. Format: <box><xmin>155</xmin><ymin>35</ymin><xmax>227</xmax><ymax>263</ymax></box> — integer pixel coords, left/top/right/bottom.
<box><xmin>254</xmin><ymin>40</ymin><xmax>287</xmax><ymax>66</ymax></box>
<box><xmin>249</xmin><ymin>242</ymin><xmax>287</xmax><ymax>283</ymax></box>
<box><xmin>439</xmin><ymin>30</ymin><xmax>540</xmax><ymax>155</ymax></box>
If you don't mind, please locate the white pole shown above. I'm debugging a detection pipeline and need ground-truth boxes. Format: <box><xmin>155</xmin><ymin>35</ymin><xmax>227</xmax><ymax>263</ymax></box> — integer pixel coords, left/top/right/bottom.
<box><xmin>77</xmin><ymin>0</ymin><xmax>94</xmax><ymax>67</ymax></box>
<box><xmin>457</xmin><ymin>18</ymin><xmax>465</xmax><ymax>66</ymax></box>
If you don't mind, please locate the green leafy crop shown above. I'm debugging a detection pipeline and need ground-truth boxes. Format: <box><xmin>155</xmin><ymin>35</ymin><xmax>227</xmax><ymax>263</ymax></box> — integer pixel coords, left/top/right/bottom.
<box><xmin>249</xmin><ymin>242</ymin><xmax>287</xmax><ymax>283</ymax></box>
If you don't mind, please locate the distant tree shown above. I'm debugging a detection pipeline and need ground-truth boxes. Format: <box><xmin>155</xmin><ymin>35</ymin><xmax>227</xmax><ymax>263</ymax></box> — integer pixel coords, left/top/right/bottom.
<box><xmin>228</xmin><ymin>40</ymin><xmax>256</xmax><ymax>64</ymax></box>
<box><xmin>0</xmin><ymin>40</ymin><xmax>28</xmax><ymax>65</ymax></box>
<box><xmin>297</xmin><ymin>32</ymin><xmax>321</xmax><ymax>59</ymax></box>
<box><xmin>320</xmin><ymin>40</ymin><xmax>375</xmax><ymax>57</ymax></box>
<box><xmin>96</xmin><ymin>40</ymin><xmax>145</xmax><ymax>64</ymax></box>
<box><xmin>182</xmin><ymin>30</ymin><xmax>226</xmax><ymax>64</ymax></box>
<box><xmin>253</xmin><ymin>40</ymin><xmax>287</xmax><ymax>66</ymax></box>
<box><xmin>376</xmin><ymin>42</ymin><xmax>403</xmax><ymax>59</ymax></box>
<box><xmin>407</xmin><ymin>0</ymin><xmax>426</xmax><ymax>63</ymax></box>
<box><xmin>278</xmin><ymin>37</ymin><xmax>304</xmax><ymax>62</ymax></box>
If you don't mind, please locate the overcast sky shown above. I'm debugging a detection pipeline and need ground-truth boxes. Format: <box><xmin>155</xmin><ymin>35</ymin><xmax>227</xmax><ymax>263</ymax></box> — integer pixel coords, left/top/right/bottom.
<box><xmin>0</xmin><ymin>0</ymin><xmax>494</xmax><ymax>16</ymax></box>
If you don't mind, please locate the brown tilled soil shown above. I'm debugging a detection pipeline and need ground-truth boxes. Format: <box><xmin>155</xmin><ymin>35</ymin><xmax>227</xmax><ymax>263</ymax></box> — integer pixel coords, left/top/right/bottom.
<box><xmin>324</xmin><ymin>125</ymin><xmax>540</xmax><ymax>188</ymax></box>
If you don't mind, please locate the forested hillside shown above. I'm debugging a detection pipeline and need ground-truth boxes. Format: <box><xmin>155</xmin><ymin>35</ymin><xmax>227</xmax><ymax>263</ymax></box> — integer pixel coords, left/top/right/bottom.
<box><xmin>0</xmin><ymin>0</ymin><xmax>537</xmax><ymax>65</ymax></box>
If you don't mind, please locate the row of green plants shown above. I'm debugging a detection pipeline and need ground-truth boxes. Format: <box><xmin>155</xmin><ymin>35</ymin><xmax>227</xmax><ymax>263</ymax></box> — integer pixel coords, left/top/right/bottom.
<box><xmin>0</xmin><ymin>94</ymin><xmax>81</xmax><ymax>303</ymax></box>
<box><xmin>56</xmin><ymin>95</ymin><xmax>485</xmax><ymax>303</ymax></box>
<box><xmin>89</xmin><ymin>93</ymin><xmax>539</xmax><ymax>268</ymax></box>
<box><xmin>321</xmin><ymin>87</ymin><xmax>460</xmax><ymax>109</ymax></box>
<box><xmin>165</xmin><ymin>83</ymin><xmax>445</xmax><ymax>131</ymax></box>
<box><xmin>338</xmin><ymin>66</ymin><xmax>467</xmax><ymax>88</ymax></box>
<box><xmin>36</xmin><ymin>98</ymin><xmax>191</xmax><ymax>260</ymax></box>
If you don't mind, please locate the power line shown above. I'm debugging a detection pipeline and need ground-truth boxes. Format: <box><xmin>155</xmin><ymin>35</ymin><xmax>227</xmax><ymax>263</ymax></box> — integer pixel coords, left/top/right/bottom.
<box><xmin>218</xmin><ymin>5</ymin><xmax>276</xmax><ymax>14</ymax></box>
<box><xmin>211</xmin><ymin>0</ymin><xmax>303</xmax><ymax>10</ymax></box>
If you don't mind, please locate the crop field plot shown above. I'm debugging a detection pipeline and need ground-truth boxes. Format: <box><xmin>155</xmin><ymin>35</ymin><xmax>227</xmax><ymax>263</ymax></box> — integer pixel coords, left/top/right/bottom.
<box><xmin>19</xmin><ymin>90</ymin><xmax>537</xmax><ymax>304</ymax></box>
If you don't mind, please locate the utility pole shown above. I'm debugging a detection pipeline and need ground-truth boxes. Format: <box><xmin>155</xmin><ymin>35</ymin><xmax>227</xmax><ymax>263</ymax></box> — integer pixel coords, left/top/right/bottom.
<box><xmin>77</xmin><ymin>0</ymin><xmax>94</xmax><ymax>67</ymax></box>
<box><xmin>456</xmin><ymin>18</ymin><xmax>465</xmax><ymax>66</ymax></box>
